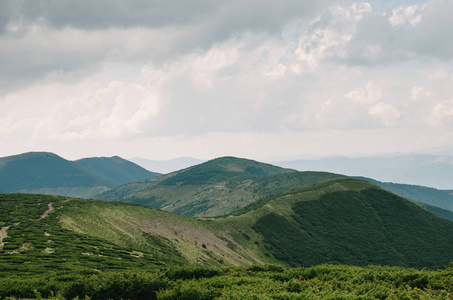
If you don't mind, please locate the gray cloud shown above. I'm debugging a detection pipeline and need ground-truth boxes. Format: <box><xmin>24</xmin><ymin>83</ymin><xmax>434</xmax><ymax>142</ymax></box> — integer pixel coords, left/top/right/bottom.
<box><xmin>342</xmin><ymin>0</ymin><xmax>453</xmax><ymax>65</ymax></box>
<box><xmin>0</xmin><ymin>0</ymin><xmax>346</xmax><ymax>93</ymax></box>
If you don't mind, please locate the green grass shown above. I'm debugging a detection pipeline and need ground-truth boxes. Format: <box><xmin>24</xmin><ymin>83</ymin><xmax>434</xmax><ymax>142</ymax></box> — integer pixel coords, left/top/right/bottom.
<box><xmin>0</xmin><ymin>194</ymin><xmax>183</xmax><ymax>277</ymax></box>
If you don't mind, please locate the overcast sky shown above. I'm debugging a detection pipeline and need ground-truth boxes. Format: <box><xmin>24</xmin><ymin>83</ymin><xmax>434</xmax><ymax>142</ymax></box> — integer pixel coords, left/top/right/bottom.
<box><xmin>1</xmin><ymin>0</ymin><xmax>452</xmax><ymax>161</ymax></box>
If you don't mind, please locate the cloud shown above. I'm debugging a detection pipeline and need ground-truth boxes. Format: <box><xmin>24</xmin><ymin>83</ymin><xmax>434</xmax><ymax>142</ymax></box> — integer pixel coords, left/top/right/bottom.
<box><xmin>345</xmin><ymin>81</ymin><xmax>382</xmax><ymax>105</ymax></box>
<box><xmin>389</xmin><ymin>4</ymin><xmax>426</xmax><ymax>26</ymax></box>
<box><xmin>369</xmin><ymin>102</ymin><xmax>400</xmax><ymax>126</ymax></box>
<box><xmin>2</xmin><ymin>0</ymin><xmax>453</xmax><ymax>160</ymax></box>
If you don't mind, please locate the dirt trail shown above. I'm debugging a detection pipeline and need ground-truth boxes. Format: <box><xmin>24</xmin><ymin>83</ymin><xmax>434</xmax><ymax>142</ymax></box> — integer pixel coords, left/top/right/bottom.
<box><xmin>0</xmin><ymin>225</ymin><xmax>11</xmax><ymax>248</ymax></box>
<box><xmin>39</xmin><ymin>203</ymin><xmax>54</xmax><ymax>219</ymax></box>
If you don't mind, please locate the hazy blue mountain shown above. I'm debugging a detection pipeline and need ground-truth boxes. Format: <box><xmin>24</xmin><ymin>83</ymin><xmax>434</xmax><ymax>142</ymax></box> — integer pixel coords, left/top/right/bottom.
<box><xmin>273</xmin><ymin>154</ymin><xmax>453</xmax><ymax>189</ymax></box>
<box><xmin>0</xmin><ymin>152</ymin><xmax>160</xmax><ymax>198</ymax></box>
<box><xmin>129</xmin><ymin>157</ymin><xmax>205</xmax><ymax>174</ymax></box>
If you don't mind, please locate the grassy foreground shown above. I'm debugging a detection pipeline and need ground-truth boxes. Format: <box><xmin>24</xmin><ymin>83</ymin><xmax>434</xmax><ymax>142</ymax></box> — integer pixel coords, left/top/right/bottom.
<box><xmin>1</xmin><ymin>264</ymin><xmax>452</xmax><ymax>299</ymax></box>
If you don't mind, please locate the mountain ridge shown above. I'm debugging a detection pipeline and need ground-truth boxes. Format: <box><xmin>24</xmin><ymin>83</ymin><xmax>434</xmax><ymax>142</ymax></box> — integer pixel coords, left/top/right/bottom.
<box><xmin>97</xmin><ymin>156</ymin><xmax>346</xmax><ymax>217</ymax></box>
<box><xmin>0</xmin><ymin>152</ymin><xmax>161</xmax><ymax>198</ymax></box>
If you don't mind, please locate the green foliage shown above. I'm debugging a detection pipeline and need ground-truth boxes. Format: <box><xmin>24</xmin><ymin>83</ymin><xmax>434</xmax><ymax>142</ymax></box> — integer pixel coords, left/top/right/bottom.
<box><xmin>1</xmin><ymin>264</ymin><xmax>452</xmax><ymax>299</ymax></box>
<box><xmin>0</xmin><ymin>194</ymin><xmax>183</xmax><ymax>279</ymax></box>
<box><xmin>252</xmin><ymin>186</ymin><xmax>453</xmax><ymax>269</ymax></box>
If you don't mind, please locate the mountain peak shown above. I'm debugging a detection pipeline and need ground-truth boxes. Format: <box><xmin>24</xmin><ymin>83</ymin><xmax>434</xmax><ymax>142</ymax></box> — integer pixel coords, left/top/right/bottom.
<box><xmin>198</xmin><ymin>156</ymin><xmax>294</xmax><ymax>175</ymax></box>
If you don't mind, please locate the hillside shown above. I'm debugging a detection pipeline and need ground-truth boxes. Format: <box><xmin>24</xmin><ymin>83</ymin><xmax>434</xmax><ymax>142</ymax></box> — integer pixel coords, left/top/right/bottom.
<box><xmin>3</xmin><ymin>178</ymin><xmax>453</xmax><ymax>277</ymax></box>
<box><xmin>356</xmin><ymin>176</ymin><xmax>453</xmax><ymax>212</ymax></box>
<box><xmin>97</xmin><ymin>156</ymin><xmax>346</xmax><ymax>217</ymax></box>
<box><xmin>0</xmin><ymin>152</ymin><xmax>160</xmax><ymax>198</ymax></box>
<box><xmin>217</xmin><ymin>179</ymin><xmax>453</xmax><ymax>269</ymax></box>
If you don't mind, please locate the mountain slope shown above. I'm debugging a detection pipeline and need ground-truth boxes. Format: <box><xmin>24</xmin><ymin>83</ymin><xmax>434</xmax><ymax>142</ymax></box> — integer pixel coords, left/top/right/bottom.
<box><xmin>355</xmin><ymin>176</ymin><xmax>453</xmax><ymax>212</ymax></box>
<box><xmin>98</xmin><ymin>156</ymin><xmax>345</xmax><ymax>217</ymax></box>
<box><xmin>0</xmin><ymin>152</ymin><xmax>161</xmax><ymax>198</ymax></box>
<box><xmin>217</xmin><ymin>179</ymin><xmax>453</xmax><ymax>269</ymax></box>
<box><xmin>3</xmin><ymin>179</ymin><xmax>453</xmax><ymax>274</ymax></box>
<box><xmin>0</xmin><ymin>152</ymin><xmax>112</xmax><ymax>194</ymax></box>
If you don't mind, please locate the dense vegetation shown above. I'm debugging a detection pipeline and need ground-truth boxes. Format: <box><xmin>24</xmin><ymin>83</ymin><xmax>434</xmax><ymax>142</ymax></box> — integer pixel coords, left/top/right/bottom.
<box><xmin>0</xmin><ymin>194</ymin><xmax>187</xmax><ymax>277</ymax></box>
<box><xmin>98</xmin><ymin>156</ymin><xmax>346</xmax><ymax>217</ymax></box>
<box><xmin>1</xmin><ymin>264</ymin><xmax>452</xmax><ymax>299</ymax></box>
<box><xmin>253</xmin><ymin>188</ymin><xmax>453</xmax><ymax>268</ymax></box>
<box><xmin>356</xmin><ymin>176</ymin><xmax>453</xmax><ymax>212</ymax></box>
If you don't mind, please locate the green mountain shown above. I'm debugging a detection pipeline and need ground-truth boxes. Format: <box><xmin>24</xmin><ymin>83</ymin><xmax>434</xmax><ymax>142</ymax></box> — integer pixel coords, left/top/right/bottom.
<box><xmin>3</xmin><ymin>178</ymin><xmax>453</xmax><ymax>277</ymax></box>
<box><xmin>355</xmin><ymin>176</ymin><xmax>453</xmax><ymax>212</ymax></box>
<box><xmin>74</xmin><ymin>156</ymin><xmax>161</xmax><ymax>186</ymax></box>
<box><xmin>97</xmin><ymin>156</ymin><xmax>346</xmax><ymax>217</ymax></box>
<box><xmin>0</xmin><ymin>152</ymin><xmax>161</xmax><ymax>198</ymax></box>
<box><xmin>217</xmin><ymin>179</ymin><xmax>453</xmax><ymax>269</ymax></box>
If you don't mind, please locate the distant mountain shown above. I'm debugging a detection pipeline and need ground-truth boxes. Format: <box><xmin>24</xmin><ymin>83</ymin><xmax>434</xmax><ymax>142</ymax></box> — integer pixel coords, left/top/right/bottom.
<box><xmin>74</xmin><ymin>156</ymin><xmax>161</xmax><ymax>186</ymax></box>
<box><xmin>355</xmin><ymin>177</ymin><xmax>453</xmax><ymax>212</ymax></box>
<box><xmin>129</xmin><ymin>157</ymin><xmax>205</xmax><ymax>174</ymax></box>
<box><xmin>273</xmin><ymin>154</ymin><xmax>453</xmax><ymax>189</ymax></box>
<box><xmin>0</xmin><ymin>152</ymin><xmax>161</xmax><ymax>198</ymax></box>
<box><xmin>97</xmin><ymin>156</ymin><xmax>346</xmax><ymax>217</ymax></box>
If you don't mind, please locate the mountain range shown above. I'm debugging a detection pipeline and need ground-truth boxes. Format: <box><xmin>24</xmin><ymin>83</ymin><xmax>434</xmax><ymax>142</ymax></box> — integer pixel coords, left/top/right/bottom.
<box><xmin>272</xmin><ymin>154</ymin><xmax>453</xmax><ymax>190</ymax></box>
<box><xmin>0</xmin><ymin>152</ymin><xmax>160</xmax><ymax>198</ymax></box>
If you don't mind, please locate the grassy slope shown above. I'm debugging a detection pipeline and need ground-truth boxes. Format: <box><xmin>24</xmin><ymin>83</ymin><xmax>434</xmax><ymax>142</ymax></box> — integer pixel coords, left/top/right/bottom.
<box><xmin>98</xmin><ymin>156</ymin><xmax>346</xmax><ymax>217</ymax></box>
<box><xmin>217</xmin><ymin>179</ymin><xmax>453</xmax><ymax>269</ymax></box>
<box><xmin>2</xmin><ymin>178</ymin><xmax>453</xmax><ymax>280</ymax></box>
<box><xmin>0</xmin><ymin>194</ymin><xmax>186</xmax><ymax>276</ymax></box>
<box><xmin>0</xmin><ymin>194</ymin><xmax>259</xmax><ymax>277</ymax></box>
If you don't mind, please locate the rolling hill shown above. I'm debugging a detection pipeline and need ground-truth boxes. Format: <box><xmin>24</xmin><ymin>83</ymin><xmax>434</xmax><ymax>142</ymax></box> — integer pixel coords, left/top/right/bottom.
<box><xmin>97</xmin><ymin>156</ymin><xmax>346</xmax><ymax>217</ymax></box>
<box><xmin>216</xmin><ymin>178</ymin><xmax>453</xmax><ymax>269</ymax></box>
<box><xmin>0</xmin><ymin>152</ymin><xmax>161</xmax><ymax>198</ymax></box>
<box><xmin>3</xmin><ymin>178</ymin><xmax>453</xmax><ymax>277</ymax></box>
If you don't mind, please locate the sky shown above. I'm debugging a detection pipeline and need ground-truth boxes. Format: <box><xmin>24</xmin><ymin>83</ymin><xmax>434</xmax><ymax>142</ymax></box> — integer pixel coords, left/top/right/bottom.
<box><xmin>1</xmin><ymin>0</ymin><xmax>452</xmax><ymax>161</ymax></box>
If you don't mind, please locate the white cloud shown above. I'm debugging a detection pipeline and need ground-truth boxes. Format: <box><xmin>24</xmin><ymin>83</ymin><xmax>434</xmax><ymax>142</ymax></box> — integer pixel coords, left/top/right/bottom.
<box><xmin>427</xmin><ymin>100</ymin><xmax>453</xmax><ymax>127</ymax></box>
<box><xmin>369</xmin><ymin>102</ymin><xmax>400</xmax><ymax>126</ymax></box>
<box><xmin>389</xmin><ymin>4</ymin><xmax>426</xmax><ymax>26</ymax></box>
<box><xmin>345</xmin><ymin>81</ymin><xmax>383</xmax><ymax>105</ymax></box>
